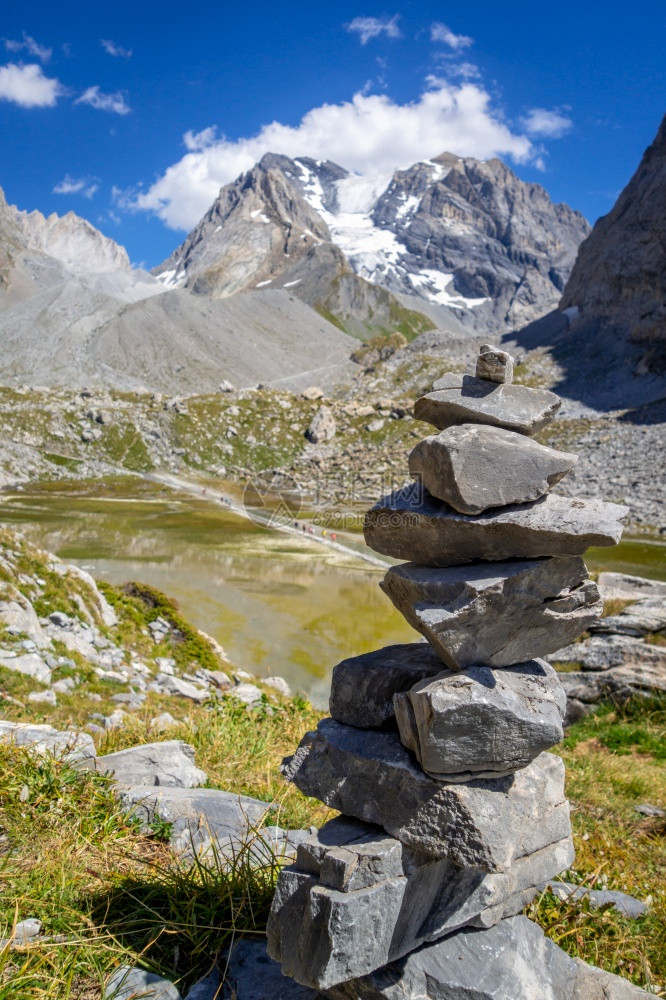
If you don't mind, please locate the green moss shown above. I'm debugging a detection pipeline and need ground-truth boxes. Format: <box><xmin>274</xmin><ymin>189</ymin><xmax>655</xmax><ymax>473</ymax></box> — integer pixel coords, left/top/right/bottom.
<box><xmin>100</xmin><ymin>580</ymin><xmax>221</xmax><ymax>673</ymax></box>
<box><xmin>43</xmin><ymin>452</ymin><xmax>84</xmax><ymax>471</ymax></box>
<box><xmin>314</xmin><ymin>304</ymin><xmax>347</xmax><ymax>332</ymax></box>
<box><xmin>96</xmin><ymin>424</ymin><xmax>154</xmax><ymax>472</ymax></box>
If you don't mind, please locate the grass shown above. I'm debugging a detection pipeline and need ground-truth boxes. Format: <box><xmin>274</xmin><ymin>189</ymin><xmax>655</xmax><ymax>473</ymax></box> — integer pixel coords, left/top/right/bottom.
<box><xmin>0</xmin><ymin>745</ymin><xmax>286</xmax><ymax>998</ymax></box>
<box><xmin>529</xmin><ymin>694</ymin><xmax>666</xmax><ymax>993</ymax></box>
<box><xmin>0</xmin><ymin>693</ymin><xmax>664</xmax><ymax>996</ymax></box>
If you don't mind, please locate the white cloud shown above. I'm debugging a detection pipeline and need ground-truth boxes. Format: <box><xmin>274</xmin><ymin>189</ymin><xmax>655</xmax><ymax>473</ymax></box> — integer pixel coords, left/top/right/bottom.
<box><xmin>0</xmin><ymin>62</ymin><xmax>61</xmax><ymax>107</ymax></box>
<box><xmin>100</xmin><ymin>39</ymin><xmax>132</xmax><ymax>59</ymax></box>
<box><xmin>130</xmin><ymin>78</ymin><xmax>535</xmax><ymax>230</ymax></box>
<box><xmin>4</xmin><ymin>33</ymin><xmax>52</xmax><ymax>62</ymax></box>
<box><xmin>436</xmin><ymin>60</ymin><xmax>481</xmax><ymax>80</ymax></box>
<box><xmin>183</xmin><ymin>125</ymin><xmax>219</xmax><ymax>151</ymax></box>
<box><xmin>346</xmin><ymin>15</ymin><xmax>401</xmax><ymax>45</ymax></box>
<box><xmin>53</xmin><ymin>174</ymin><xmax>99</xmax><ymax>198</ymax></box>
<box><xmin>520</xmin><ymin>107</ymin><xmax>572</xmax><ymax>138</ymax></box>
<box><xmin>430</xmin><ymin>22</ymin><xmax>473</xmax><ymax>50</ymax></box>
<box><xmin>74</xmin><ymin>85</ymin><xmax>130</xmax><ymax>115</ymax></box>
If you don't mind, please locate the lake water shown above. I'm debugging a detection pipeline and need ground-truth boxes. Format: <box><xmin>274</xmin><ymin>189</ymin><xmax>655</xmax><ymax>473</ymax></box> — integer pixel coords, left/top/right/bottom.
<box><xmin>1</xmin><ymin>482</ymin><xmax>663</xmax><ymax>706</ymax></box>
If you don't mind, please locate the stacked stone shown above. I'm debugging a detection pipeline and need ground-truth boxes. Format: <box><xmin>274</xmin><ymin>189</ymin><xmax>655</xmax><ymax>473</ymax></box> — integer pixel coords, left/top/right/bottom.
<box><xmin>267</xmin><ymin>346</ymin><xmax>628</xmax><ymax>998</ymax></box>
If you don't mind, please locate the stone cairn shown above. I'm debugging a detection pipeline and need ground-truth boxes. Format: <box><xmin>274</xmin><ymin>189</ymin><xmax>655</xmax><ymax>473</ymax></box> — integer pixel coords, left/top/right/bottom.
<box><xmin>267</xmin><ymin>347</ymin><xmax>631</xmax><ymax>999</ymax></box>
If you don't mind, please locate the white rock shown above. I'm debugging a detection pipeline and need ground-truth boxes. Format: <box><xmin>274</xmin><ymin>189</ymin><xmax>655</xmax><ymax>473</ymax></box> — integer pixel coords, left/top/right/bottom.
<box><xmin>0</xmin><ymin>653</ymin><xmax>51</xmax><ymax>684</ymax></box>
<box><xmin>28</xmin><ymin>690</ymin><xmax>57</xmax><ymax>706</ymax></box>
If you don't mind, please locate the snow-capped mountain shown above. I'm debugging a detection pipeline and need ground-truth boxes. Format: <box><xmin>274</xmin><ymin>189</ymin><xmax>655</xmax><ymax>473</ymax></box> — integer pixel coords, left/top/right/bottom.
<box><xmin>154</xmin><ymin>151</ymin><xmax>590</xmax><ymax>337</ymax></box>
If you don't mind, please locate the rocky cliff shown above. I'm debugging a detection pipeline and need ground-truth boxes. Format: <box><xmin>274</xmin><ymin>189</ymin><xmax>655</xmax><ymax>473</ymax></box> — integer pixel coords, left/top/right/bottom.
<box><xmin>0</xmin><ymin>185</ymin><xmax>357</xmax><ymax>392</ymax></box>
<box><xmin>560</xmin><ymin>114</ymin><xmax>666</xmax><ymax>374</ymax></box>
<box><xmin>0</xmin><ymin>187</ymin><xmax>129</xmax><ymax>287</ymax></box>
<box><xmin>155</xmin><ymin>152</ymin><xmax>589</xmax><ymax>338</ymax></box>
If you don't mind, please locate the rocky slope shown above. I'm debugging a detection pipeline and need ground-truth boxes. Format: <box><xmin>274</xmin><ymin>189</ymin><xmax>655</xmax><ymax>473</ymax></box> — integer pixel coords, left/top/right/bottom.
<box><xmin>0</xmin><ymin>187</ymin><xmax>129</xmax><ymax>297</ymax></box>
<box><xmin>0</xmin><ymin>187</ymin><xmax>358</xmax><ymax>393</ymax></box>
<box><xmin>560</xmin><ymin>114</ymin><xmax>666</xmax><ymax>374</ymax></box>
<box><xmin>511</xmin><ymin>114</ymin><xmax>666</xmax><ymax>411</ymax></box>
<box><xmin>155</xmin><ymin>152</ymin><xmax>589</xmax><ymax>338</ymax></box>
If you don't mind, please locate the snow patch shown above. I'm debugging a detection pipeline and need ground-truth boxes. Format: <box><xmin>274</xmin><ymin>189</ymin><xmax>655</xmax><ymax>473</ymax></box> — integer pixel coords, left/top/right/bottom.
<box><xmin>395</xmin><ymin>194</ymin><xmax>421</xmax><ymax>219</ymax></box>
<box><xmin>157</xmin><ymin>268</ymin><xmax>187</xmax><ymax>290</ymax></box>
<box><xmin>408</xmin><ymin>269</ymin><xmax>487</xmax><ymax>309</ymax></box>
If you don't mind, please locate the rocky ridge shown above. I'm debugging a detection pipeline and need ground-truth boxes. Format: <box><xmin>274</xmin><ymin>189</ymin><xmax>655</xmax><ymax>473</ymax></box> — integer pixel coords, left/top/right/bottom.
<box><xmin>154</xmin><ymin>151</ymin><xmax>589</xmax><ymax>339</ymax></box>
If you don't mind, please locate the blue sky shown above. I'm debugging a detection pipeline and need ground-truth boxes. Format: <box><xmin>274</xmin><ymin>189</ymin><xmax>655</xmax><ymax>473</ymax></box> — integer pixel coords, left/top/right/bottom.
<box><xmin>0</xmin><ymin>0</ymin><xmax>663</xmax><ymax>268</ymax></box>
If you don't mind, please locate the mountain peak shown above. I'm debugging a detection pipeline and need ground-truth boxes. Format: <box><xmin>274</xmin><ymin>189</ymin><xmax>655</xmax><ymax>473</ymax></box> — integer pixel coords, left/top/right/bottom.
<box><xmin>560</xmin><ymin>112</ymin><xmax>666</xmax><ymax>372</ymax></box>
<box><xmin>153</xmin><ymin>148</ymin><xmax>589</xmax><ymax>336</ymax></box>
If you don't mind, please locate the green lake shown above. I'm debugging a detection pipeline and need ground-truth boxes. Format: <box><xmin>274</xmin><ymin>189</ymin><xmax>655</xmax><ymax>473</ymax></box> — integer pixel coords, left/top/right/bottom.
<box><xmin>1</xmin><ymin>482</ymin><xmax>663</xmax><ymax>706</ymax></box>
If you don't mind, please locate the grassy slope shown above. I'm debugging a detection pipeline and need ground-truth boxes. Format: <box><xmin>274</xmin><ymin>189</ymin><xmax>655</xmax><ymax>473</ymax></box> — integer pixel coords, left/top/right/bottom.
<box><xmin>0</xmin><ymin>693</ymin><xmax>664</xmax><ymax>998</ymax></box>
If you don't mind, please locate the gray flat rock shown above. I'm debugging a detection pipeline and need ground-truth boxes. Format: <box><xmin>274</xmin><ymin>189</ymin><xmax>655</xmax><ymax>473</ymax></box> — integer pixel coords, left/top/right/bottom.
<box><xmin>543</xmin><ymin>882</ymin><xmax>647</xmax><ymax>918</ymax></box>
<box><xmin>268</xmin><ymin>815</ymin><xmax>573</xmax><ymax>989</ymax></box>
<box><xmin>94</xmin><ymin>740</ymin><xmax>208</xmax><ymax>788</ymax></box>
<box><xmin>329</xmin><ymin>643</ymin><xmax>443</xmax><ymax>728</ymax></box>
<box><xmin>394</xmin><ymin>660</ymin><xmax>566</xmax><ymax>780</ymax></box>
<box><xmin>415</xmin><ymin>372</ymin><xmax>561</xmax><ymax>436</ymax></box>
<box><xmin>559</xmin><ymin>662</ymin><xmax>666</xmax><ymax>703</ymax></box>
<box><xmin>590</xmin><ymin>598</ymin><xmax>666</xmax><ymax>637</ymax></box>
<box><xmin>324</xmin><ymin>915</ymin><xmax>651</xmax><ymax>999</ymax></box>
<box><xmin>381</xmin><ymin>558</ymin><xmax>601</xmax><ymax>669</ymax></box>
<box><xmin>596</xmin><ymin>572</ymin><xmax>666</xmax><ymax>602</ymax></box>
<box><xmin>117</xmin><ymin>785</ymin><xmax>272</xmax><ymax>853</ymax></box>
<box><xmin>0</xmin><ymin>652</ymin><xmax>51</xmax><ymax>684</ymax></box>
<box><xmin>0</xmin><ymin>721</ymin><xmax>96</xmax><ymax>765</ymax></box>
<box><xmin>155</xmin><ymin>673</ymin><xmax>209</xmax><ymax>701</ymax></box>
<box><xmin>549</xmin><ymin>635</ymin><xmax>666</xmax><ymax>671</ymax></box>
<box><xmin>222</xmin><ymin>939</ymin><xmax>318</xmax><ymax>999</ymax></box>
<box><xmin>409</xmin><ymin>424</ymin><xmax>576</xmax><ymax>514</ymax></box>
<box><xmin>281</xmin><ymin>719</ymin><xmax>570</xmax><ymax>869</ymax></box>
<box><xmin>364</xmin><ymin>483</ymin><xmax>625</xmax><ymax>566</ymax></box>
<box><xmin>104</xmin><ymin>966</ymin><xmax>181</xmax><ymax>1000</ymax></box>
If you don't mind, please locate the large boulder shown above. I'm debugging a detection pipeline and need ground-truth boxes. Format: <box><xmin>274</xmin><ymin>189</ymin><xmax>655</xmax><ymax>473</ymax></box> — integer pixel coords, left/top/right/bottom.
<box><xmin>94</xmin><ymin>740</ymin><xmax>208</xmax><ymax>787</ymax></box>
<box><xmin>329</xmin><ymin>643</ymin><xmax>443</xmax><ymax>728</ymax></box>
<box><xmin>408</xmin><ymin>424</ymin><xmax>576</xmax><ymax>514</ymax></box>
<box><xmin>381</xmin><ymin>558</ymin><xmax>601</xmax><ymax>669</ymax></box>
<box><xmin>305</xmin><ymin>406</ymin><xmax>336</xmax><ymax>443</ymax></box>
<box><xmin>281</xmin><ymin>719</ymin><xmax>570</xmax><ymax>870</ymax></box>
<box><xmin>324</xmin><ymin>914</ymin><xmax>651</xmax><ymax>999</ymax></box>
<box><xmin>414</xmin><ymin>373</ymin><xmax>561</xmax><ymax>436</ymax></box>
<box><xmin>364</xmin><ymin>482</ymin><xmax>625</xmax><ymax>566</ymax></box>
<box><xmin>267</xmin><ymin>817</ymin><xmax>573</xmax><ymax>989</ymax></box>
<box><xmin>394</xmin><ymin>660</ymin><xmax>566</xmax><ymax>780</ymax></box>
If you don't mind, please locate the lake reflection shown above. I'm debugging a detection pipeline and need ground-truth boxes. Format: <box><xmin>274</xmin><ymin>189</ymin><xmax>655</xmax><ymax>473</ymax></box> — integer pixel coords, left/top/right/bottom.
<box><xmin>0</xmin><ymin>487</ymin><xmax>415</xmax><ymax>706</ymax></box>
